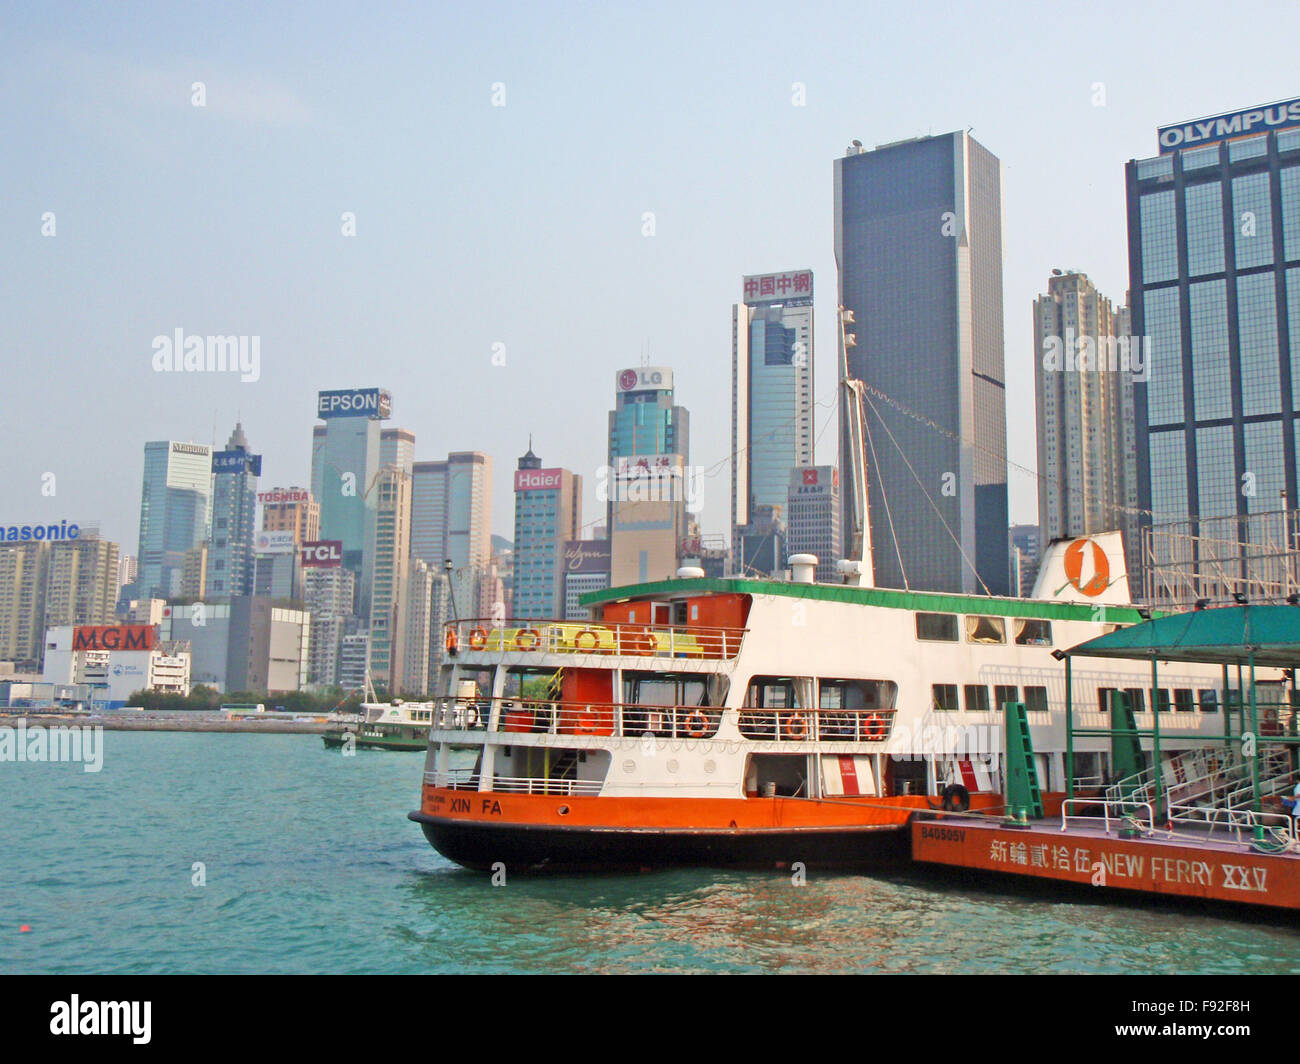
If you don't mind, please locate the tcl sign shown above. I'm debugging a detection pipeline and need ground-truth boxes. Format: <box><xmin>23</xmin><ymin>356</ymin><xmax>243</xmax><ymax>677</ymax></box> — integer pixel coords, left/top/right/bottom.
<box><xmin>300</xmin><ymin>540</ymin><xmax>343</xmax><ymax>567</ymax></box>
<box><xmin>515</xmin><ymin>468</ymin><xmax>563</xmax><ymax>492</ymax></box>
<box><xmin>73</xmin><ymin>625</ymin><xmax>155</xmax><ymax>651</ymax></box>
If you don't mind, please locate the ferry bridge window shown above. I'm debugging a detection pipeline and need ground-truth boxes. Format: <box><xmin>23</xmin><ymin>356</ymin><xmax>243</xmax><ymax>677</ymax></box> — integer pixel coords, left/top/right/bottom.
<box><xmin>1024</xmin><ymin>685</ymin><xmax>1049</xmax><ymax>714</ymax></box>
<box><xmin>624</xmin><ymin>672</ymin><xmax>713</xmax><ymax>708</ymax></box>
<box><xmin>964</xmin><ymin>685</ymin><xmax>990</xmax><ymax>713</ymax></box>
<box><xmin>1198</xmin><ymin>689</ymin><xmax>1219</xmax><ymax>713</ymax></box>
<box><xmin>1014</xmin><ymin>619</ymin><xmax>1053</xmax><ymax>646</ymax></box>
<box><xmin>965</xmin><ymin>616</ymin><xmax>1006</xmax><ymax>644</ymax></box>
<box><xmin>1174</xmin><ymin>688</ymin><xmax>1196</xmax><ymax>712</ymax></box>
<box><xmin>916</xmin><ymin>612</ymin><xmax>958</xmax><ymax>642</ymax></box>
<box><xmin>744</xmin><ymin>676</ymin><xmax>802</xmax><ymax>709</ymax></box>
<box><xmin>994</xmin><ymin>684</ymin><xmax>1019</xmax><ymax>711</ymax></box>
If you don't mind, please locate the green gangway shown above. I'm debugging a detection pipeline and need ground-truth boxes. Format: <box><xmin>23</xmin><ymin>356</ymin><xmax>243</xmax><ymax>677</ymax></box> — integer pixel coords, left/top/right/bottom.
<box><xmin>1109</xmin><ymin>690</ymin><xmax>1145</xmax><ymax>798</ymax></box>
<box><xmin>1004</xmin><ymin>700</ymin><xmax>1043</xmax><ymax>820</ymax></box>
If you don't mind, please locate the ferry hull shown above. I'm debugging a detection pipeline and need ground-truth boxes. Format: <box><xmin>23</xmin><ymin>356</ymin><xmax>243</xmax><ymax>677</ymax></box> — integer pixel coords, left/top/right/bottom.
<box><xmin>407</xmin><ymin>786</ymin><xmax>1010</xmax><ymax>873</ymax></box>
<box><xmin>410</xmin><ymin>811</ymin><xmax>908</xmax><ymax>872</ymax></box>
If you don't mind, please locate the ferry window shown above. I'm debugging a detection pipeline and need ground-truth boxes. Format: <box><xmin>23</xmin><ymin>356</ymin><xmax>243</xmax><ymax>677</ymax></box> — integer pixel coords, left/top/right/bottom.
<box><xmin>963</xmin><ymin>685</ymin><xmax>990</xmax><ymax>712</ymax></box>
<box><xmin>744</xmin><ymin>676</ymin><xmax>799</xmax><ymax>708</ymax></box>
<box><xmin>1174</xmin><ymin>688</ymin><xmax>1196</xmax><ymax>712</ymax></box>
<box><xmin>1024</xmin><ymin>686</ymin><xmax>1049</xmax><ymax>714</ymax></box>
<box><xmin>994</xmin><ymin>684</ymin><xmax>1019</xmax><ymax>711</ymax></box>
<box><xmin>1124</xmin><ymin>688</ymin><xmax>1146</xmax><ymax>713</ymax></box>
<box><xmin>965</xmin><ymin>616</ymin><xmax>1006</xmax><ymax>644</ymax></box>
<box><xmin>932</xmin><ymin>684</ymin><xmax>959</xmax><ymax>712</ymax></box>
<box><xmin>1198</xmin><ymin>689</ymin><xmax>1219</xmax><ymax>713</ymax></box>
<box><xmin>818</xmin><ymin>679</ymin><xmax>898</xmax><ymax>710</ymax></box>
<box><xmin>1150</xmin><ymin>689</ymin><xmax>1171</xmax><ymax>713</ymax></box>
<box><xmin>1014</xmin><ymin>619</ymin><xmax>1053</xmax><ymax>646</ymax></box>
<box><xmin>504</xmin><ymin>668</ymin><xmax>562</xmax><ymax>701</ymax></box>
<box><xmin>916</xmin><ymin>613</ymin><xmax>958</xmax><ymax>642</ymax></box>
<box><xmin>625</xmin><ymin>672</ymin><xmax>709</xmax><ymax>707</ymax></box>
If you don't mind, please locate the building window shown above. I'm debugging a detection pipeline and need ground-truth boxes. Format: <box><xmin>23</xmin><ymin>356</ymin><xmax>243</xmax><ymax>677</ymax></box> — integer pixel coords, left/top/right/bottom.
<box><xmin>932</xmin><ymin>684</ymin><xmax>959</xmax><ymax>712</ymax></box>
<box><xmin>915</xmin><ymin>612</ymin><xmax>958</xmax><ymax>642</ymax></box>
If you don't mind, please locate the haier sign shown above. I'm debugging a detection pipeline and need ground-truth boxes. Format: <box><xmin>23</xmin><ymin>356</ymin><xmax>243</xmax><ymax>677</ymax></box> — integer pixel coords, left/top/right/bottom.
<box><xmin>515</xmin><ymin>468</ymin><xmax>563</xmax><ymax>492</ymax></box>
<box><xmin>316</xmin><ymin>388</ymin><xmax>392</xmax><ymax>420</ymax></box>
<box><xmin>1158</xmin><ymin>98</ymin><xmax>1300</xmax><ymax>153</ymax></box>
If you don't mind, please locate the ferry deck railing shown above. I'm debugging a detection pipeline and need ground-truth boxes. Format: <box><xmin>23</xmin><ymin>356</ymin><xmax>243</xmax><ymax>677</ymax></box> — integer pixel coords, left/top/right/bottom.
<box><xmin>429</xmin><ymin>696</ymin><xmax>898</xmax><ymax>743</ymax></box>
<box><xmin>1061</xmin><ymin>797</ymin><xmax>1157</xmax><ymax>835</ymax></box>
<box><xmin>445</xmin><ymin>618</ymin><xmax>745</xmax><ymax>660</ymax></box>
<box><xmin>422</xmin><ymin>768</ymin><xmax>603</xmax><ymax>796</ymax></box>
<box><xmin>1166</xmin><ymin>801</ymin><xmax>1297</xmax><ymax>845</ymax></box>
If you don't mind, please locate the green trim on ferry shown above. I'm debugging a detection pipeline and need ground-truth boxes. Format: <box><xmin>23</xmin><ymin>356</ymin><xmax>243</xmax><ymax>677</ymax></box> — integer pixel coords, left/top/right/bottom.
<box><xmin>578</xmin><ymin>577</ymin><xmax>1152</xmax><ymax>624</ymax></box>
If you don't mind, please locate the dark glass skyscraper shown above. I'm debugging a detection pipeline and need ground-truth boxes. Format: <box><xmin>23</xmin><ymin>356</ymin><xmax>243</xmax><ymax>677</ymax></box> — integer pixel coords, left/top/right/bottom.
<box><xmin>1127</xmin><ymin>107</ymin><xmax>1300</xmax><ymax>603</ymax></box>
<box><xmin>834</xmin><ymin>132</ymin><xmax>1010</xmax><ymax>595</ymax></box>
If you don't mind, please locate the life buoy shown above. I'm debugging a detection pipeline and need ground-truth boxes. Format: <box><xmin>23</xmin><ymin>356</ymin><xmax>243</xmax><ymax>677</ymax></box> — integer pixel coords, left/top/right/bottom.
<box><xmin>515</xmin><ymin>628</ymin><xmax>541</xmax><ymax>651</ymax></box>
<box><xmin>468</xmin><ymin>627</ymin><xmax>488</xmax><ymax>650</ymax></box>
<box><xmin>575</xmin><ymin>628</ymin><xmax>601</xmax><ymax>651</ymax></box>
<box><xmin>864</xmin><ymin>712</ymin><xmax>887</xmax><ymax>740</ymax></box>
<box><xmin>783</xmin><ymin>712</ymin><xmax>810</xmax><ymax>740</ymax></box>
<box><xmin>575</xmin><ymin>705</ymin><xmax>600</xmax><ymax>734</ymax></box>
<box><xmin>444</xmin><ymin>626</ymin><xmax>459</xmax><ymax>655</ymax></box>
<box><xmin>684</xmin><ymin>709</ymin><xmax>710</xmax><ymax>738</ymax></box>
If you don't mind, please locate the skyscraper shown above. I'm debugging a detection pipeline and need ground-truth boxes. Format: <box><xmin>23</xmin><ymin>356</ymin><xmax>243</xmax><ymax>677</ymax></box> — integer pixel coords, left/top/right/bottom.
<box><xmin>135</xmin><ymin>441</ymin><xmax>213</xmax><ymax>599</ymax></box>
<box><xmin>260</xmin><ymin>486</ymin><xmax>320</xmax><ymax>544</ymax></box>
<box><xmin>380</xmin><ymin>427</ymin><xmax>416</xmax><ymax>476</ymax></box>
<box><xmin>608</xmin><ymin>367</ymin><xmax>691</xmax><ymax>585</ymax></box>
<box><xmin>732</xmin><ymin>271</ymin><xmax>813</xmax><ymax>574</ymax></box>
<box><xmin>834</xmin><ymin>133</ymin><xmax>1010</xmax><ymax>595</ymax></box>
<box><xmin>310</xmin><ymin>387</ymin><xmax>390</xmax><ymax>612</ymax></box>
<box><xmin>206</xmin><ymin>423</ymin><xmax>261</xmax><ymax>597</ymax></box>
<box><xmin>410</xmin><ymin>451</ymin><xmax>493</xmax><ymax>631</ymax></box>
<box><xmin>0</xmin><ymin>543</ymin><xmax>47</xmax><ymax>666</ymax></box>
<box><xmin>1127</xmin><ymin>100</ymin><xmax>1300</xmax><ymax>604</ymax></box>
<box><xmin>365</xmin><ymin>465</ymin><xmax>411</xmax><ymax>692</ymax></box>
<box><xmin>1033</xmin><ymin>271</ymin><xmax>1140</xmax><ymax>575</ymax></box>
<box><xmin>786</xmin><ymin>466</ymin><xmax>841</xmax><ymax>582</ymax></box>
<box><xmin>512</xmin><ymin>445</ymin><xmax>581</xmax><ymax>619</ymax></box>
<box><xmin>45</xmin><ymin>531</ymin><xmax>120</xmax><ymax>629</ymax></box>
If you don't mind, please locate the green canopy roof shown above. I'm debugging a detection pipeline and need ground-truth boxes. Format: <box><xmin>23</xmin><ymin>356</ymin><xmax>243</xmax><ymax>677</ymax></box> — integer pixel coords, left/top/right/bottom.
<box><xmin>1066</xmin><ymin>604</ymin><xmax>1300</xmax><ymax>668</ymax></box>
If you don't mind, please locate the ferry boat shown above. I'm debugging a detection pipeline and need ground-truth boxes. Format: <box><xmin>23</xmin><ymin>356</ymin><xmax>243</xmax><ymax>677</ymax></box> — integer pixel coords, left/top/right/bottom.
<box><xmin>408</xmin><ymin>531</ymin><xmax>1255</xmax><ymax>872</ymax></box>
<box><xmin>323</xmin><ymin>699</ymin><xmax>434</xmax><ymax>752</ymax></box>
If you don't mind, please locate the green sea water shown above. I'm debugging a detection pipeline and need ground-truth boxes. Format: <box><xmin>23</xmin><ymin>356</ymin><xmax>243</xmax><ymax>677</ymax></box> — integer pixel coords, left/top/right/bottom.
<box><xmin>4</xmin><ymin>731</ymin><xmax>1300</xmax><ymax>974</ymax></box>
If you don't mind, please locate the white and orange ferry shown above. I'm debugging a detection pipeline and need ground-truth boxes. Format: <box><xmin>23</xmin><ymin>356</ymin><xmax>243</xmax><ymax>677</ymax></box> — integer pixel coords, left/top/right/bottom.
<box><xmin>409</xmin><ymin>532</ymin><xmax>1249</xmax><ymax>872</ymax></box>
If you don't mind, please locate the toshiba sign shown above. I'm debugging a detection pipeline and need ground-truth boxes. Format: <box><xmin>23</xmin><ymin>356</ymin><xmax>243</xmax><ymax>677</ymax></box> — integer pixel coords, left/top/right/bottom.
<box><xmin>73</xmin><ymin>625</ymin><xmax>156</xmax><ymax>651</ymax></box>
<box><xmin>300</xmin><ymin>540</ymin><xmax>343</xmax><ymax>567</ymax></box>
<box><xmin>515</xmin><ymin>468</ymin><xmax>563</xmax><ymax>492</ymax></box>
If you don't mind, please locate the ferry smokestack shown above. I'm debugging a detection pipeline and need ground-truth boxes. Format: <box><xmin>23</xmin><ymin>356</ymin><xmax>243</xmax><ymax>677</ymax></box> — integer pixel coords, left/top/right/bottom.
<box><xmin>789</xmin><ymin>554</ymin><xmax>818</xmax><ymax>584</ymax></box>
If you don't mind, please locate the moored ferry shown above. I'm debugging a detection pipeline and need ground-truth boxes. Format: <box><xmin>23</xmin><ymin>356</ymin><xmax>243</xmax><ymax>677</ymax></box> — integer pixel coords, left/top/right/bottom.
<box><xmin>409</xmin><ymin>533</ymin><xmax>1259</xmax><ymax>872</ymax></box>
<box><xmin>324</xmin><ymin>699</ymin><xmax>434</xmax><ymax>752</ymax></box>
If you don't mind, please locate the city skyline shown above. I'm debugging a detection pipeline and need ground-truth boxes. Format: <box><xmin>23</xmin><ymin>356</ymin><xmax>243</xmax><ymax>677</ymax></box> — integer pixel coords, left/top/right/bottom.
<box><xmin>7</xmin><ymin>3</ymin><xmax>1299</xmax><ymax>555</ymax></box>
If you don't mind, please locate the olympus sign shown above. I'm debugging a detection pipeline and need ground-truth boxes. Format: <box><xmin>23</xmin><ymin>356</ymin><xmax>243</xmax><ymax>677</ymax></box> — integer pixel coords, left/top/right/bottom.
<box><xmin>1158</xmin><ymin>98</ymin><xmax>1300</xmax><ymax>154</ymax></box>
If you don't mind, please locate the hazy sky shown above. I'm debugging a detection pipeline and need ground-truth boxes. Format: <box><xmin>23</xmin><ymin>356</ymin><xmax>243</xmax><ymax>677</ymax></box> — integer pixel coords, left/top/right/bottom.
<box><xmin>3</xmin><ymin>1</ymin><xmax>1298</xmax><ymax>551</ymax></box>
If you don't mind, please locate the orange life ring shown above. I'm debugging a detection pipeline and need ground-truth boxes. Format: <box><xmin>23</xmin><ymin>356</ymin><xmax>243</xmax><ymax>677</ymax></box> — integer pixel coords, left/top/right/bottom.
<box><xmin>783</xmin><ymin>712</ymin><xmax>809</xmax><ymax>740</ymax></box>
<box><xmin>444</xmin><ymin>626</ymin><xmax>459</xmax><ymax>654</ymax></box>
<box><xmin>575</xmin><ymin>705</ymin><xmax>600</xmax><ymax>734</ymax></box>
<box><xmin>684</xmin><ymin>709</ymin><xmax>710</xmax><ymax>738</ymax></box>
<box><xmin>515</xmin><ymin>628</ymin><xmax>541</xmax><ymax>651</ymax></box>
<box><xmin>574</xmin><ymin>628</ymin><xmax>601</xmax><ymax>651</ymax></box>
<box><xmin>468</xmin><ymin>626</ymin><xmax>488</xmax><ymax>650</ymax></box>
<box><xmin>864</xmin><ymin>712</ymin><xmax>887</xmax><ymax>740</ymax></box>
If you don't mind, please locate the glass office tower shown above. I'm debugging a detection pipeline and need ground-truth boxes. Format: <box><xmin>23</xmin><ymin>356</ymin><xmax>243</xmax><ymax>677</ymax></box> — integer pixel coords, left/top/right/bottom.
<box><xmin>1127</xmin><ymin>108</ymin><xmax>1300</xmax><ymax>603</ymax></box>
<box><xmin>135</xmin><ymin>441</ymin><xmax>212</xmax><ymax>599</ymax></box>
<box><xmin>834</xmin><ymin>133</ymin><xmax>1010</xmax><ymax>595</ymax></box>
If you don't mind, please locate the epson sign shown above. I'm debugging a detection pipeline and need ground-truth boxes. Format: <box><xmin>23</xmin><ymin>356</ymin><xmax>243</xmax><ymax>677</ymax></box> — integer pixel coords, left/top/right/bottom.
<box><xmin>1158</xmin><ymin>98</ymin><xmax>1300</xmax><ymax>154</ymax></box>
<box><xmin>316</xmin><ymin>388</ymin><xmax>392</xmax><ymax>420</ymax></box>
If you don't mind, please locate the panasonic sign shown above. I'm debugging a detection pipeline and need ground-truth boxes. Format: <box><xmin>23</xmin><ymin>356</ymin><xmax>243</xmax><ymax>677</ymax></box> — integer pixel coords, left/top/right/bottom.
<box><xmin>316</xmin><ymin>388</ymin><xmax>392</xmax><ymax>420</ymax></box>
<box><xmin>1158</xmin><ymin>98</ymin><xmax>1300</xmax><ymax>154</ymax></box>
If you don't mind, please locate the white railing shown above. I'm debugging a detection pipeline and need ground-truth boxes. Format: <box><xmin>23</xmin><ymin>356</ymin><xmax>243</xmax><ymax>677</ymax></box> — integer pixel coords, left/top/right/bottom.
<box><xmin>422</xmin><ymin>769</ymin><xmax>603</xmax><ymax>796</ymax></box>
<box><xmin>1167</xmin><ymin>802</ymin><xmax>1298</xmax><ymax>846</ymax></box>
<box><xmin>1061</xmin><ymin>797</ymin><xmax>1156</xmax><ymax>835</ymax></box>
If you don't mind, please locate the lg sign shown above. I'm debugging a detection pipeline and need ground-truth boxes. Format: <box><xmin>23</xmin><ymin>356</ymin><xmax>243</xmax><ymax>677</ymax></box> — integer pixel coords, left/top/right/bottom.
<box><xmin>301</xmin><ymin>540</ymin><xmax>343</xmax><ymax>567</ymax></box>
<box><xmin>616</xmin><ymin>366</ymin><xmax>673</xmax><ymax>392</ymax></box>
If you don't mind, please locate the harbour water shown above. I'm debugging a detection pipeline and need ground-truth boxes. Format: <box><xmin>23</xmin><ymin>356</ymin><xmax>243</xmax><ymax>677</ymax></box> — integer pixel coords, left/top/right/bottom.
<box><xmin>5</xmin><ymin>732</ymin><xmax>1300</xmax><ymax>975</ymax></box>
